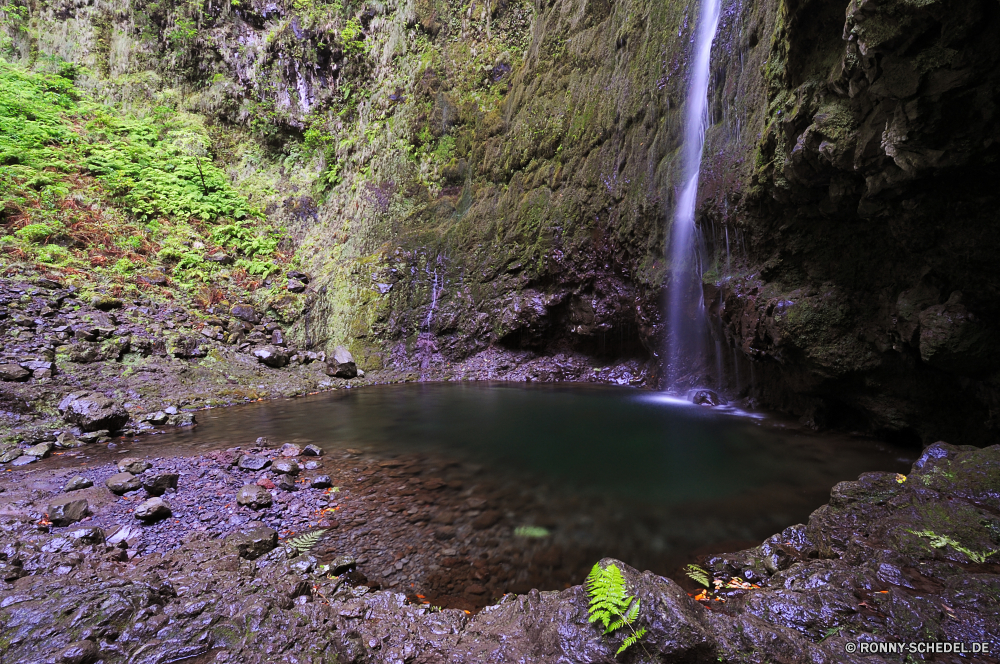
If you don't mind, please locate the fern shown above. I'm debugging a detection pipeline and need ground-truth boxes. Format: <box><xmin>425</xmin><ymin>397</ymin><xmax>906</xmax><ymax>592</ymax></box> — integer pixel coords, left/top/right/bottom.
<box><xmin>586</xmin><ymin>562</ymin><xmax>649</xmax><ymax>657</ymax></box>
<box><xmin>286</xmin><ymin>529</ymin><xmax>326</xmax><ymax>553</ymax></box>
<box><xmin>685</xmin><ymin>564</ymin><xmax>710</xmax><ymax>588</ymax></box>
<box><xmin>909</xmin><ymin>529</ymin><xmax>998</xmax><ymax>564</ymax></box>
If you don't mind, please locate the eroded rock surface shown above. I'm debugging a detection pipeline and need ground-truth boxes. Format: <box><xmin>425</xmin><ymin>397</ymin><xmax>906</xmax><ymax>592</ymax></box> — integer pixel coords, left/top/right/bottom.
<box><xmin>0</xmin><ymin>442</ymin><xmax>996</xmax><ymax>663</ymax></box>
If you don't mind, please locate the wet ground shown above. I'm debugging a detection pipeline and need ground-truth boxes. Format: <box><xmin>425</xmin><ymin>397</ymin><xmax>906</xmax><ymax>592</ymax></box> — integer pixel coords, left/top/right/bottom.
<box><xmin>1</xmin><ymin>383</ymin><xmax>917</xmax><ymax>611</ymax></box>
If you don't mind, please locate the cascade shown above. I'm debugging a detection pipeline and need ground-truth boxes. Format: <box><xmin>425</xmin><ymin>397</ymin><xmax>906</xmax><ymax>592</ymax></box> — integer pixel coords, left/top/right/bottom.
<box><xmin>664</xmin><ymin>0</ymin><xmax>722</xmax><ymax>389</ymax></box>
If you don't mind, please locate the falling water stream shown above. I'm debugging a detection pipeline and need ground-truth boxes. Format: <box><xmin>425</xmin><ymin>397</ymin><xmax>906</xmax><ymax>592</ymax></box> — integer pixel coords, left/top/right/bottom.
<box><xmin>666</xmin><ymin>0</ymin><xmax>722</xmax><ymax>388</ymax></box>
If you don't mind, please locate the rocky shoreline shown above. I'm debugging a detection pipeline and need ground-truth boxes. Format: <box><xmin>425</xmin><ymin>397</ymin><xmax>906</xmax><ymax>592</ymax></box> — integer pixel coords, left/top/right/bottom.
<box><xmin>0</xmin><ymin>439</ymin><xmax>997</xmax><ymax>663</ymax></box>
<box><xmin>0</xmin><ymin>273</ymin><xmax>653</xmax><ymax>456</ymax></box>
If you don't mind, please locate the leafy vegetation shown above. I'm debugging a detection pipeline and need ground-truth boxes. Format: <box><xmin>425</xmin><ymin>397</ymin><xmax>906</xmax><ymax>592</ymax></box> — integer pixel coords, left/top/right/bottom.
<box><xmin>0</xmin><ymin>59</ymin><xmax>285</xmax><ymax>296</ymax></box>
<box><xmin>684</xmin><ymin>563</ymin><xmax>710</xmax><ymax>588</ymax></box>
<box><xmin>286</xmin><ymin>529</ymin><xmax>327</xmax><ymax>554</ymax></box>
<box><xmin>909</xmin><ymin>529</ymin><xmax>998</xmax><ymax>564</ymax></box>
<box><xmin>585</xmin><ymin>562</ymin><xmax>648</xmax><ymax>657</ymax></box>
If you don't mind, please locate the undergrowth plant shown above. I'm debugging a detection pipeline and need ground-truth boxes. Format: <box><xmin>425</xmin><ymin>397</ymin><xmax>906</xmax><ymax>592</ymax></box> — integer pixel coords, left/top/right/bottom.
<box><xmin>586</xmin><ymin>562</ymin><xmax>649</xmax><ymax>657</ymax></box>
<box><xmin>909</xmin><ymin>529</ymin><xmax>998</xmax><ymax>564</ymax></box>
<box><xmin>0</xmin><ymin>59</ymin><xmax>285</xmax><ymax>296</ymax></box>
<box><xmin>286</xmin><ymin>529</ymin><xmax>326</xmax><ymax>554</ymax></box>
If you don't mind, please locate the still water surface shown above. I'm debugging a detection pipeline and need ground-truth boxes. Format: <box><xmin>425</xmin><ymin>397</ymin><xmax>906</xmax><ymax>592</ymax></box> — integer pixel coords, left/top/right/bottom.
<box><xmin>150</xmin><ymin>382</ymin><xmax>914</xmax><ymax>573</ymax></box>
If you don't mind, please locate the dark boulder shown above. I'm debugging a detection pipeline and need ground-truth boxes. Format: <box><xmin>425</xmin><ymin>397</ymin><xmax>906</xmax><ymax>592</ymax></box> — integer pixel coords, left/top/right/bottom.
<box><xmin>230</xmin><ymin>304</ymin><xmax>260</xmax><ymax>324</ymax></box>
<box><xmin>105</xmin><ymin>472</ymin><xmax>140</xmax><ymax>495</ymax></box>
<box><xmin>253</xmin><ymin>345</ymin><xmax>289</xmax><ymax>368</ymax></box>
<box><xmin>47</xmin><ymin>496</ymin><xmax>90</xmax><ymax>526</ymax></box>
<box><xmin>134</xmin><ymin>497</ymin><xmax>172</xmax><ymax>521</ymax></box>
<box><xmin>325</xmin><ymin>345</ymin><xmax>358</xmax><ymax>378</ymax></box>
<box><xmin>0</xmin><ymin>364</ymin><xmax>31</xmax><ymax>381</ymax></box>
<box><xmin>141</xmin><ymin>472</ymin><xmax>179</xmax><ymax>497</ymax></box>
<box><xmin>227</xmin><ymin>525</ymin><xmax>279</xmax><ymax>559</ymax></box>
<box><xmin>58</xmin><ymin>391</ymin><xmax>129</xmax><ymax>432</ymax></box>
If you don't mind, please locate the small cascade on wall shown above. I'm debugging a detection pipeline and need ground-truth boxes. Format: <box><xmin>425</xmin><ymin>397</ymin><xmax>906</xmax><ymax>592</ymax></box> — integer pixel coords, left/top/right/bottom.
<box><xmin>664</xmin><ymin>0</ymin><xmax>722</xmax><ymax>390</ymax></box>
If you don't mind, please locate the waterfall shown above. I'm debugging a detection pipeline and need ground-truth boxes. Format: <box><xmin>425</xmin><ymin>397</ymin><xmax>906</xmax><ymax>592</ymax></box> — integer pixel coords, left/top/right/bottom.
<box><xmin>665</xmin><ymin>0</ymin><xmax>722</xmax><ymax>388</ymax></box>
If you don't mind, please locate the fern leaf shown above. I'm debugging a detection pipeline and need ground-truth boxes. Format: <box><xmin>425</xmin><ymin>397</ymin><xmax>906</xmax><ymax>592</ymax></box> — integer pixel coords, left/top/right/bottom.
<box><xmin>685</xmin><ymin>564</ymin><xmax>710</xmax><ymax>588</ymax></box>
<box><xmin>616</xmin><ymin>627</ymin><xmax>648</xmax><ymax>655</ymax></box>
<box><xmin>608</xmin><ymin>617</ymin><xmax>625</xmax><ymax>633</ymax></box>
<box><xmin>286</xmin><ymin>529</ymin><xmax>326</xmax><ymax>553</ymax></box>
<box><xmin>625</xmin><ymin>598</ymin><xmax>640</xmax><ymax>623</ymax></box>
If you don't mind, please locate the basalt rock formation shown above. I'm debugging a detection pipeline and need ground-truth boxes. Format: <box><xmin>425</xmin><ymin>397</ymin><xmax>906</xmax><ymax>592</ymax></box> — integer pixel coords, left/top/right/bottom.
<box><xmin>3</xmin><ymin>0</ymin><xmax>999</xmax><ymax>442</ymax></box>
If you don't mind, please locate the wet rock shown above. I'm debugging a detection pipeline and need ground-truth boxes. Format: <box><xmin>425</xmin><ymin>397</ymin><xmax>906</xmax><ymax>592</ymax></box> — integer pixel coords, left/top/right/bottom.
<box><xmin>206</xmin><ymin>251</ymin><xmax>233</xmax><ymax>265</ymax></box>
<box><xmin>21</xmin><ymin>359</ymin><xmax>55</xmax><ymax>378</ymax></box>
<box><xmin>236</xmin><ymin>484</ymin><xmax>273</xmax><ymax>509</ymax></box>
<box><xmin>58</xmin><ymin>391</ymin><xmax>129</xmax><ymax>432</ymax></box>
<box><xmin>48</xmin><ymin>496</ymin><xmax>90</xmax><ymax>526</ymax></box>
<box><xmin>287</xmin><ymin>279</ymin><xmax>307</xmax><ymax>293</ymax></box>
<box><xmin>302</xmin><ymin>444</ymin><xmax>324</xmax><ymax>457</ymax></box>
<box><xmin>471</xmin><ymin>510</ymin><xmax>502</xmax><ymax>529</ymax></box>
<box><xmin>272</xmin><ymin>458</ymin><xmax>300</xmax><ymax>475</ymax></box>
<box><xmin>145</xmin><ymin>411</ymin><xmax>168</xmax><ymax>425</ymax></box>
<box><xmin>58</xmin><ymin>639</ymin><xmax>99</xmax><ymax>664</ymax></box>
<box><xmin>311</xmin><ymin>475</ymin><xmax>333</xmax><ymax>489</ymax></box>
<box><xmin>56</xmin><ymin>432</ymin><xmax>84</xmax><ymax>448</ymax></box>
<box><xmin>105</xmin><ymin>472</ymin><xmax>140</xmax><ymax>495</ymax></box>
<box><xmin>77</xmin><ymin>430</ymin><xmax>108</xmax><ymax>444</ymax></box>
<box><xmin>0</xmin><ymin>448</ymin><xmax>22</xmax><ymax>464</ymax></box>
<box><xmin>134</xmin><ymin>496</ymin><xmax>172</xmax><ymax>521</ymax></box>
<box><xmin>330</xmin><ymin>554</ymin><xmax>357</xmax><ymax>575</ymax></box>
<box><xmin>276</xmin><ymin>476</ymin><xmax>298</xmax><ymax>491</ymax></box>
<box><xmin>238</xmin><ymin>455</ymin><xmax>271</xmax><ymax>471</ymax></box>
<box><xmin>227</xmin><ymin>525</ymin><xmax>278</xmax><ymax>559</ymax></box>
<box><xmin>10</xmin><ymin>455</ymin><xmax>35</xmax><ymax>466</ymax></box>
<box><xmin>67</xmin><ymin>526</ymin><xmax>105</xmax><ymax>545</ymax></box>
<box><xmin>230</xmin><ymin>304</ymin><xmax>260</xmax><ymax>324</ymax></box>
<box><xmin>253</xmin><ymin>345</ymin><xmax>289</xmax><ymax>368</ymax></box>
<box><xmin>325</xmin><ymin>345</ymin><xmax>358</xmax><ymax>378</ymax></box>
<box><xmin>140</xmin><ymin>272</ymin><xmax>168</xmax><ymax>286</ymax></box>
<box><xmin>64</xmin><ymin>476</ymin><xmax>93</xmax><ymax>492</ymax></box>
<box><xmin>117</xmin><ymin>457</ymin><xmax>151</xmax><ymax>474</ymax></box>
<box><xmin>279</xmin><ymin>443</ymin><xmax>302</xmax><ymax>457</ymax></box>
<box><xmin>141</xmin><ymin>472</ymin><xmax>179</xmax><ymax>497</ymax></box>
<box><xmin>303</xmin><ymin>460</ymin><xmax>322</xmax><ymax>470</ymax></box>
<box><xmin>692</xmin><ymin>389</ymin><xmax>727</xmax><ymax>406</ymax></box>
<box><xmin>272</xmin><ymin>329</ymin><xmax>286</xmax><ymax>345</ymax></box>
<box><xmin>24</xmin><ymin>441</ymin><xmax>54</xmax><ymax>458</ymax></box>
<box><xmin>288</xmin><ymin>270</ymin><xmax>310</xmax><ymax>283</ymax></box>
<box><xmin>0</xmin><ymin>363</ymin><xmax>31</xmax><ymax>381</ymax></box>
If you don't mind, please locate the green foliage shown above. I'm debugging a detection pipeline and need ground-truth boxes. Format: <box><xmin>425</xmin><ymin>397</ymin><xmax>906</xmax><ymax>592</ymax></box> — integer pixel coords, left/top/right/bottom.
<box><xmin>909</xmin><ymin>529</ymin><xmax>998</xmax><ymax>564</ymax></box>
<box><xmin>0</xmin><ymin>60</ymin><xmax>284</xmax><ymax>292</ymax></box>
<box><xmin>340</xmin><ymin>18</ymin><xmax>366</xmax><ymax>55</ymax></box>
<box><xmin>585</xmin><ymin>562</ymin><xmax>648</xmax><ymax>656</ymax></box>
<box><xmin>286</xmin><ymin>529</ymin><xmax>326</xmax><ymax>554</ymax></box>
<box><xmin>684</xmin><ymin>564</ymin><xmax>710</xmax><ymax>588</ymax></box>
<box><xmin>513</xmin><ymin>526</ymin><xmax>550</xmax><ymax>538</ymax></box>
<box><xmin>14</xmin><ymin>223</ymin><xmax>59</xmax><ymax>243</ymax></box>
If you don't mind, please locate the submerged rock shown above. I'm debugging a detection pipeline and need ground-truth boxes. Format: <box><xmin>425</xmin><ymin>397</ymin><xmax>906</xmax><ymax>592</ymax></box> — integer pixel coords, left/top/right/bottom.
<box><xmin>692</xmin><ymin>389</ymin><xmax>727</xmax><ymax>406</ymax></box>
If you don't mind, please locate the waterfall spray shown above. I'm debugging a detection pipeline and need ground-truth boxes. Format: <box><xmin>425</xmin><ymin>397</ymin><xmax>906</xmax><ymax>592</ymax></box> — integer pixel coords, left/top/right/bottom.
<box><xmin>665</xmin><ymin>0</ymin><xmax>722</xmax><ymax>388</ymax></box>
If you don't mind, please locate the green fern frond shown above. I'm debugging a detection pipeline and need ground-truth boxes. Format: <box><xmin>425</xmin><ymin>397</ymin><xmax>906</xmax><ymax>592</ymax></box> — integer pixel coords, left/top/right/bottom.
<box><xmin>586</xmin><ymin>562</ymin><xmax>648</xmax><ymax>656</ymax></box>
<box><xmin>286</xmin><ymin>529</ymin><xmax>326</xmax><ymax>553</ymax></box>
<box><xmin>617</xmin><ymin>627</ymin><xmax>647</xmax><ymax>655</ymax></box>
<box><xmin>685</xmin><ymin>563</ymin><xmax>711</xmax><ymax>588</ymax></box>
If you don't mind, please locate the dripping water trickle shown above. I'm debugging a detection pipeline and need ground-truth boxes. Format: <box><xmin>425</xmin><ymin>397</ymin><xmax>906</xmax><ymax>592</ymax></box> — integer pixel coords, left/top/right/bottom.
<box><xmin>665</xmin><ymin>0</ymin><xmax>722</xmax><ymax>389</ymax></box>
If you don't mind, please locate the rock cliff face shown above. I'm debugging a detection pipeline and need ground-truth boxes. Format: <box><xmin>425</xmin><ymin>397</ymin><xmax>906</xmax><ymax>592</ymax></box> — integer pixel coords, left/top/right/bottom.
<box><xmin>5</xmin><ymin>0</ymin><xmax>998</xmax><ymax>442</ymax></box>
